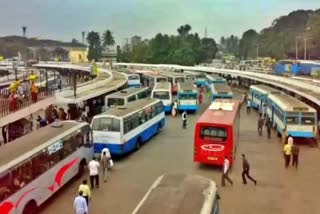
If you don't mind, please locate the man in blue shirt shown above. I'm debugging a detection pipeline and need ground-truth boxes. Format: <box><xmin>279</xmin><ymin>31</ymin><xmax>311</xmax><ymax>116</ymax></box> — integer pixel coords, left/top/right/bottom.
<box><xmin>74</xmin><ymin>191</ymin><xmax>88</xmax><ymax>214</ymax></box>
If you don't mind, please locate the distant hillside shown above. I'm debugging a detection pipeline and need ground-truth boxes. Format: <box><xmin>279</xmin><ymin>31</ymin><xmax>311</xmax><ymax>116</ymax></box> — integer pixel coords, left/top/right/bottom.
<box><xmin>0</xmin><ymin>36</ymin><xmax>85</xmax><ymax>58</ymax></box>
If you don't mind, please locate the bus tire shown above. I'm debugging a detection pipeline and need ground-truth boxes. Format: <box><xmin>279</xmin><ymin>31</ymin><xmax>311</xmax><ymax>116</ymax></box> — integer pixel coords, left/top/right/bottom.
<box><xmin>77</xmin><ymin>159</ymin><xmax>87</xmax><ymax>178</ymax></box>
<box><xmin>23</xmin><ymin>200</ymin><xmax>38</xmax><ymax>214</ymax></box>
<box><xmin>136</xmin><ymin>137</ymin><xmax>142</xmax><ymax>150</ymax></box>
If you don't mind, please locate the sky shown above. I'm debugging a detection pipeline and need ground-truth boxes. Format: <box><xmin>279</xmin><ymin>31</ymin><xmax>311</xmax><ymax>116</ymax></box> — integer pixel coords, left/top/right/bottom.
<box><xmin>0</xmin><ymin>0</ymin><xmax>319</xmax><ymax>45</ymax></box>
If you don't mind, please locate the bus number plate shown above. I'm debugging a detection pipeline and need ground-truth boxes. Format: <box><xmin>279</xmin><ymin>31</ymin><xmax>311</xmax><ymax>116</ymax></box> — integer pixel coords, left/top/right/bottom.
<box><xmin>208</xmin><ymin>156</ymin><xmax>217</xmax><ymax>161</ymax></box>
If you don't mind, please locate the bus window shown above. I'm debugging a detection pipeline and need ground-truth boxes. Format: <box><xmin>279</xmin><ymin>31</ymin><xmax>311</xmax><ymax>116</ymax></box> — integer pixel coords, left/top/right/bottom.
<box><xmin>175</xmin><ymin>77</ymin><xmax>185</xmax><ymax>83</ymax></box>
<box><xmin>128</xmin><ymin>95</ymin><xmax>137</xmax><ymax>102</ymax></box>
<box><xmin>32</xmin><ymin>151</ymin><xmax>50</xmax><ymax>178</ymax></box>
<box><xmin>286</xmin><ymin>117</ymin><xmax>298</xmax><ymax>124</ymax></box>
<box><xmin>92</xmin><ymin>118</ymin><xmax>120</xmax><ymax>132</ymax></box>
<box><xmin>0</xmin><ymin>172</ymin><xmax>11</xmax><ymax>202</ymax></box>
<box><xmin>200</xmin><ymin>126</ymin><xmax>227</xmax><ymax>142</ymax></box>
<box><xmin>123</xmin><ymin>114</ymin><xmax>140</xmax><ymax>134</ymax></box>
<box><xmin>153</xmin><ymin>91</ymin><xmax>170</xmax><ymax>100</ymax></box>
<box><xmin>179</xmin><ymin>94</ymin><xmax>197</xmax><ymax>100</ymax></box>
<box><xmin>137</xmin><ymin>91</ymin><xmax>148</xmax><ymax>99</ymax></box>
<box><xmin>107</xmin><ymin>98</ymin><xmax>125</xmax><ymax>107</ymax></box>
<box><xmin>301</xmin><ymin>117</ymin><xmax>315</xmax><ymax>125</ymax></box>
<box><xmin>128</xmin><ymin>75</ymin><xmax>139</xmax><ymax>80</ymax></box>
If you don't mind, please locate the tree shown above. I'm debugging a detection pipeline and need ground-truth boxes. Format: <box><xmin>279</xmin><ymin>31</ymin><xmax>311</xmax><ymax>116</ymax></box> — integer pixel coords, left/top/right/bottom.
<box><xmin>71</xmin><ymin>38</ymin><xmax>80</xmax><ymax>44</ymax></box>
<box><xmin>102</xmin><ymin>30</ymin><xmax>115</xmax><ymax>47</ymax></box>
<box><xmin>239</xmin><ymin>29</ymin><xmax>259</xmax><ymax>59</ymax></box>
<box><xmin>87</xmin><ymin>31</ymin><xmax>102</xmax><ymax>61</ymax></box>
<box><xmin>177</xmin><ymin>24</ymin><xmax>192</xmax><ymax>36</ymax></box>
<box><xmin>22</xmin><ymin>26</ymin><xmax>27</xmax><ymax>37</ymax></box>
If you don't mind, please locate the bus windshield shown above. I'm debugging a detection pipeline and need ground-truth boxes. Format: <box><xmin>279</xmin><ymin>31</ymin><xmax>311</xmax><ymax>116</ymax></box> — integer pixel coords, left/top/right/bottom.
<box><xmin>200</xmin><ymin>126</ymin><xmax>227</xmax><ymax>142</ymax></box>
<box><xmin>92</xmin><ymin>117</ymin><xmax>120</xmax><ymax>132</ymax></box>
<box><xmin>196</xmin><ymin>74</ymin><xmax>206</xmax><ymax>79</ymax></box>
<box><xmin>179</xmin><ymin>94</ymin><xmax>197</xmax><ymax>100</ymax></box>
<box><xmin>175</xmin><ymin>77</ymin><xmax>185</xmax><ymax>83</ymax></box>
<box><xmin>157</xmin><ymin>77</ymin><xmax>167</xmax><ymax>82</ymax></box>
<box><xmin>107</xmin><ymin>98</ymin><xmax>125</xmax><ymax>107</ymax></box>
<box><xmin>153</xmin><ymin>91</ymin><xmax>170</xmax><ymax>100</ymax></box>
<box><xmin>128</xmin><ymin>75</ymin><xmax>139</xmax><ymax>80</ymax></box>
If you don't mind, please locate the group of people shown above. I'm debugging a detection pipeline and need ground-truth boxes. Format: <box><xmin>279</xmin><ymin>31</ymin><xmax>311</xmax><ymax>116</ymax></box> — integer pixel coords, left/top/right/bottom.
<box><xmin>222</xmin><ymin>154</ymin><xmax>257</xmax><ymax>187</ymax></box>
<box><xmin>283</xmin><ymin>135</ymin><xmax>300</xmax><ymax>168</ymax></box>
<box><xmin>8</xmin><ymin>80</ymin><xmax>38</xmax><ymax>111</ymax></box>
<box><xmin>74</xmin><ymin>149</ymin><xmax>113</xmax><ymax>214</ymax></box>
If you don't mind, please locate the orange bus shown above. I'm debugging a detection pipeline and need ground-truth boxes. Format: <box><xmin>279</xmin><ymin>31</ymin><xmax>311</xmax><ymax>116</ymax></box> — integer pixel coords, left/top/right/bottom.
<box><xmin>194</xmin><ymin>99</ymin><xmax>240</xmax><ymax>166</ymax></box>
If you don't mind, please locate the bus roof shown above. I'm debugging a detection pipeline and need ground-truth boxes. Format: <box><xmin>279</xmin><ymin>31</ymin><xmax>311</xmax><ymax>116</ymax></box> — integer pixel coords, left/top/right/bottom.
<box><xmin>107</xmin><ymin>87</ymin><xmax>148</xmax><ymax>98</ymax></box>
<box><xmin>131</xmin><ymin>173</ymin><xmax>217</xmax><ymax>214</ymax></box>
<box><xmin>160</xmin><ymin>71</ymin><xmax>185</xmax><ymax>78</ymax></box>
<box><xmin>268</xmin><ymin>93</ymin><xmax>316</xmax><ymax>112</ymax></box>
<box><xmin>196</xmin><ymin>99</ymin><xmax>240</xmax><ymax>126</ymax></box>
<box><xmin>99</xmin><ymin>98</ymin><xmax>159</xmax><ymax>118</ymax></box>
<box><xmin>153</xmin><ymin>82</ymin><xmax>171</xmax><ymax>91</ymax></box>
<box><xmin>250</xmin><ymin>84</ymin><xmax>281</xmax><ymax>95</ymax></box>
<box><xmin>178</xmin><ymin>81</ymin><xmax>197</xmax><ymax>92</ymax></box>
<box><xmin>207</xmin><ymin>73</ymin><xmax>223</xmax><ymax>80</ymax></box>
<box><xmin>212</xmin><ymin>83</ymin><xmax>232</xmax><ymax>93</ymax></box>
<box><xmin>0</xmin><ymin>121</ymin><xmax>87</xmax><ymax>171</ymax></box>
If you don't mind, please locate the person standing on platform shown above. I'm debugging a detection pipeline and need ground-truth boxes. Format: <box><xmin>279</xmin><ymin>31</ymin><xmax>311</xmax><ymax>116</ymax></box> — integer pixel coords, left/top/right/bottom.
<box><xmin>283</xmin><ymin>142</ymin><xmax>292</xmax><ymax>168</ymax></box>
<box><xmin>198</xmin><ymin>91</ymin><xmax>203</xmax><ymax>104</ymax></box>
<box><xmin>246</xmin><ymin>99</ymin><xmax>251</xmax><ymax>113</ymax></box>
<box><xmin>291</xmin><ymin>143</ymin><xmax>300</xmax><ymax>169</ymax></box>
<box><xmin>88</xmin><ymin>157</ymin><xmax>100</xmax><ymax>189</ymax></box>
<box><xmin>287</xmin><ymin>135</ymin><xmax>293</xmax><ymax>147</ymax></box>
<box><xmin>182</xmin><ymin>110</ymin><xmax>187</xmax><ymax>129</ymax></box>
<box><xmin>74</xmin><ymin>191</ymin><xmax>88</xmax><ymax>214</ymax></box>
<box><xmin>30</xmin><ymin>81</ymin><xmax>38</xmax><ymax>103</ymax></box>
<box><xmin>258</xmin><ymin>114</ymin><xmax>264</xmax><ymax>136</ymax></box>
<box><xmin>172</xmin><ymin>100</ymin><xmax>178</xmax><ymax>117</ymax></box>
<box><xmin>266</xmin><ymin>118</ymin><xmax>272</xmax><ymax>139</ymax></box>
<box><xmin>241</xmin><ymin>154</ymin><xmax>257</xmax><ymax>185</ymax></box>
<box><xmin>221</xmin><ymin>156</ymin><xmax>233</xmax><ymax>187</ymax></box>
<box><xmin>78</xmin><ymin>179</ymin><xmax>91</xmax><ymax>206</ymax></box>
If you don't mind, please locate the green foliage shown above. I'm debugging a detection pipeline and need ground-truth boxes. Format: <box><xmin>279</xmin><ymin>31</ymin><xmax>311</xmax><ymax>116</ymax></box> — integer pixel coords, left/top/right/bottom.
<box><xmin>219</xmin><ymin>35</ymin><xmax>239</xmax><ymax>56</ymax></box>
<box><xmin>87</xmin><ymin>31</ymin><xmax>102</xmax><ymax>61</ymax></box>
<box><xmin>118</xmin><ymin>25</ymin><xmax>218</xmax><ymax>65</ymax></box>
<box><xmin>239</xmin><ymin>29</ymin><xmax>259</xmax><ymax>59</ymax></box>
<box><xmin>102</xmin><ymin>30</ymin><xmax>115</xmax><ymax>47</ymax></box>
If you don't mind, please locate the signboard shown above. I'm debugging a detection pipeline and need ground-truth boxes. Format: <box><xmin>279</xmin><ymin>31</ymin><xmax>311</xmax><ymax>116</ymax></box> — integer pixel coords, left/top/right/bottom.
<box><xmin>47</xmin><ymin>141</ymin><xmax>63</xmax><ymax>155</ymax></box>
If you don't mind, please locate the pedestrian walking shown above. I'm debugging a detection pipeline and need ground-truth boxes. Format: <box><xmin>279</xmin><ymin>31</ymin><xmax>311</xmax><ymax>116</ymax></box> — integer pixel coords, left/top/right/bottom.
<box><xmin>241</xmin><ymin>154</ymin><xmax>257</xmax><ymax>185</ymax></box>
<box><xmin>74</xmin><ymin>191</ymin><xmax>88</xmax><ymax>214</ymax></box>
<box><xmin>30</xmin><ymin>81</ymin><xmax>38</xmax><ymax>103</ymax></box>
<box><xmin>172</xmin><ymin>100</ymin><xmax>178</xmax><ymax>117</ymax></box>
<box><xmin>246</xmin><ymin>99</ymin><xmax>251</xmax><ymax>113</ymax></box>
<box><xmin>287</xmin><ymin>135</ymin><xmax>293</xmax><ymax>147</ymax></box>
<box><xmin>266</xmin><ymin>118</ymin><xmax>272</xmax><ymax>139</ymax></box>
<box><xmin>291</xmin><ymin>143</ymin><xmax>300</xmax><ymax>169</ymax></box>
<box><xmin>101</xmin><ymin>150</ymin><xmax>111</xmax><ymax>182</ymax></box>
<box><xmin>198</xmin><ymin>91</ymin><xmax>203</xmax><ymax>104</ymax></box>
<box><xmin>78</xmin><ymin>179</ymin><xmax>91</xmax><ymax>206</ymax></box>
<box><xmin>283</xmin><ymin>142</ymin><xmax>292</xmax><ymax>168</ymax></box>
<box><xmin>258</xmin><ymin>114</ymin><xmax>264</xmax><ymax>136</ymax></box>
<box><xmin>88</xmin><ymin>157</ymin><xmax>100</xmax><ymax>189</ymax></box>
<box><xmin>221</xmin><ymin>156</ymin><xmax>233</xmax><ymax>187</ymax></box>
<box><xmin>182</xmin><ymin>110</ymin><xmax>187</xmax><ymax>129</ymax></box>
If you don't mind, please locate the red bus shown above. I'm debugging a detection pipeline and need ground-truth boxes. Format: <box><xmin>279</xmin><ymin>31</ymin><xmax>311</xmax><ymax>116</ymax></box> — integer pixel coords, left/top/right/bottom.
<box><xmin>194</xmin><ymin>99</ymin><xmax>240</xmax><ymax>166</ymax></box>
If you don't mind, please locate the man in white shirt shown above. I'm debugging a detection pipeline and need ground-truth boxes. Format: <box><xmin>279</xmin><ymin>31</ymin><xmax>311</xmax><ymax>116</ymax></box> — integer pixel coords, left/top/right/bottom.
<box><xmin>74</xmin><ymin>191</ymin><xmax>88</xmax><ymax>214</ymax></box>
<box><xmin>88</xmin><ymin>157</ymin><xmax>100</xmax><ymax>189</ymax></box>
<box><xmin>221</xmin><ymin>156</ymin><xmax>233</xmax><ymax>187</ymax></box>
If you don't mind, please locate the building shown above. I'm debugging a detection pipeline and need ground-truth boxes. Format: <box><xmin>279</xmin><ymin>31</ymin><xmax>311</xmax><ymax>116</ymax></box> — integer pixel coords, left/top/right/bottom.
<box><xmin>69</xmin><ymin>47</ymin><xmax>88</xmax><ymax>63</ymax></box>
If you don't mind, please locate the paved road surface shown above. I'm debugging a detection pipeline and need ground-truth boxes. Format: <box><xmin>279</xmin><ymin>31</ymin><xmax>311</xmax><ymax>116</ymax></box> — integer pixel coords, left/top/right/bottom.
<box><xmin>42</xmin><ymin>93</ymin><xmax>320</xmax><ymax>214</ymax></box>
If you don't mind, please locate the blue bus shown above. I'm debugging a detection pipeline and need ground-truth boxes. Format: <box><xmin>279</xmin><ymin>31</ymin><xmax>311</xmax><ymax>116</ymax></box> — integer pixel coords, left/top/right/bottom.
<box><xmin>266</xmin><ymin>93</ymin><xmax>317</xmax><ymax>140</ymax></box>
<box><xmin>206</xmin><ymin>74</ymin><xmax>226</xmax><ymax>90</ymax></box>
<box><xmin>91</xmin><ymin>98</ymin><xmax>166</xmax><ymax>154</ymax></box>
<box><xmin>185</xmin><ymin>71</ymin><xmax>207</xmax><ymax>87</ymax></box>
<box><xmin>177</xmin><ymin>81</ymin><xmax>199</xmax><ymax>111</ymax></box>
<box><xmin>210</xmin><ymin>83</ymin><xmax>233</xmax><ymax>102</ymax></box>
<box><xmin>105</xmin><ymin>87</ymin><xmax>149</xmax><ymax>108</ymax></box>
<box><xmin>248</xmin><ymin>85</ymin><xmax>281</xmax><ymax>112</ymax></box>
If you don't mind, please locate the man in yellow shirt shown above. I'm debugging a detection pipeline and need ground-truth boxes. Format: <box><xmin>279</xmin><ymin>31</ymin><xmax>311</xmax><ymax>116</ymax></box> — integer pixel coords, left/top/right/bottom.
<box><xmin>283</xmin><ymin>142</ymin><xmax>292</xmax><ymax>168</ymax></box>
<box><xmin>78</xmin><ymin>179</ymin><xmax>91</xmax><ymax>205</ymax></box>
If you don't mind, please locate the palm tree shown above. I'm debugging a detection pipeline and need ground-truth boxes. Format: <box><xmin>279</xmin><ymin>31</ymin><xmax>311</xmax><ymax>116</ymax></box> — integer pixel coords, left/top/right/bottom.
<box><xmin>177</xmin><ymin>24</ymin><xmax>192</xmax><ymax>36</ymax></box>
<box><xmin>102</xmin><ymin>30</ymin><xmax>115</xmax><ymax>47</ymax></box>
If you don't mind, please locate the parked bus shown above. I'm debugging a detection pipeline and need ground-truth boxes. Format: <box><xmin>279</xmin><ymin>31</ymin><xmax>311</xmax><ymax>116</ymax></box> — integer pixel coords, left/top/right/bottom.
<box><xmin>210</xmin><ymin>83</ymin><xmax>233</xmax><ymax>102</ymax></box>
<box><xmin>131</xmin><ymin>173</ymin><xmax>220</xmax><ymax>214</ymax></box>
<box><xmin>151</xmin><ymin>82</ymin><xmax>172</xmax><ymax>113</ymax></box>
<box><xmin>141</xmin><ymin>73</ymin><xmax>167</xmax><ymax>89</ymax></box>
<box><xmin>105</xmin><ymin>87</ymin><xmax>149</xmax><ymax>108</ymax></box>
<box><xmin>177</xmin><ymin>81</ymin><xmax>199</xmax><ymax>111</ymax></box>
<box><xmin>206</xmin><ymin>74</ymin><xmax>226</xmax><ymax>89</ymax></box>
<box><xmin>185</xmin><ymin>71</ymin><xmax>207</xmax><ymax>87</ymax></box>
<box><xmin>248</xmin><ymin>85</ymin><xmax>281</xmax><ymax>111</ymax></box>
<box><xmin>121</xmin><ymin>70</ymin><xmax>141</xmax><ymax>87</ymax></box>
<box><xmin>91</xmin><ymin>98</ymin><xmax>165</xmax><ymax>154</ymax></box>
<box><xmin>266</xmin><ymin>93</ymin><xmax>318</xmax><ymax>140</ymax></box>
<box><xmin>194</xmin><ymin>99</ymin><xmax>240</xmax><ymax>166</ymax></box>
<box><xmin>0</xmin><ymin>121</ymin><xmax>92</xmax><ymax>214</ymax></box>
<box><xmin>160</xmin><ymin>71</ymin><xmax>185</xmax><ymax>93</ymax></box>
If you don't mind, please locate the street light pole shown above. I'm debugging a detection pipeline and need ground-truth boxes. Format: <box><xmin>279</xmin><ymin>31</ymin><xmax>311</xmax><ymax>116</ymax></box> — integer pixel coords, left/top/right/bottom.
<box><xmin>295</xmin><ymin>37</ymin><xmax>298</xmax><ymax>61</ymax></box>
<box><xmin>304</xmin><ymin>38</ymin><xmax>307</xmax><ymax>60</ymax></box>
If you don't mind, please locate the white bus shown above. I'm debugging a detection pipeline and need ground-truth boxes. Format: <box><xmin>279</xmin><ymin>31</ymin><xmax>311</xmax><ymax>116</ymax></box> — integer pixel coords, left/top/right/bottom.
<box><xmin>91</xmin><ymin>98</ymin><xmax>166</xmax><ymax>155</ymax></box>
<box><xmin>105</xmin><ymin>87</ymin><xmax>149</xmax><ymax>108</ymax></box>
<box><xmin>0</xmin><ymin>121</ymin><xmax>93</xmax><ymax>214</ymax></box>
<box><xmin>121</xmin><ymin>70</ymin><xmax>141</xmax><ymax>87</ymax></box>
<box><xmin>141</xmin><ymin>73</ymin><xmax>168</xmax><ymax>89</ymax></box>
<box><xmin>131</xmin><ymin>173</ymin><xmax>220</xmax><ymax>214</ymax></box>
<box><xmin>151</xmin><ymin>82</ymin><xmax>172</xmax><ymax>113</ymax></box>
<box><xmin>159</xmin><ymin>71</ymin><xmax>185</xmax><ymax>93</ymax></box>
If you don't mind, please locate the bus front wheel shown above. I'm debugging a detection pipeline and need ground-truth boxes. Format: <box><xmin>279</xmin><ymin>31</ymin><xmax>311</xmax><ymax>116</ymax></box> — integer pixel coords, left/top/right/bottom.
<box><xmin>23</xmin><ymin>200</ymin><xmax>38</xmax><ymax>214</ymax></box>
